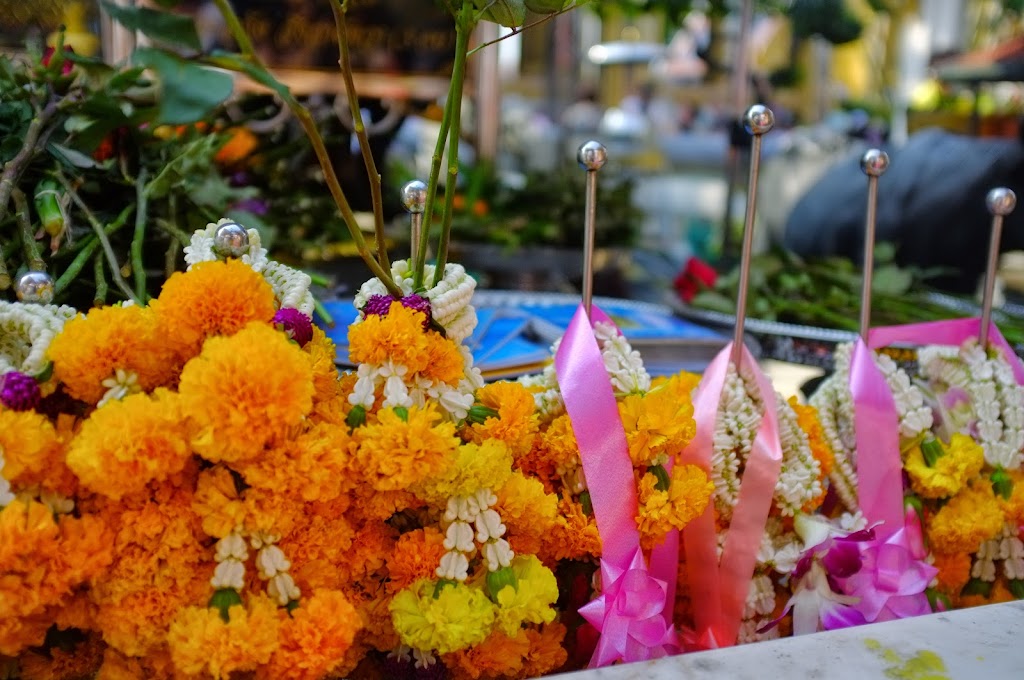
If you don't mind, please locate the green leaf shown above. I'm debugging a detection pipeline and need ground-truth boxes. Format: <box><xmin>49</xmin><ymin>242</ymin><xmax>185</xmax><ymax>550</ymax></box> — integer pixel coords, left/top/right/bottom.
<box><xmin>132</xmin><ymin>48</ymin><xmax>232</xmax><ymax>124</ymax></box>
<box><xmin>690</xmin><ymin>290</ymin><xmax>737</xmax><ymax>315</ymax></box>
<box><xmin>473</xmin><ymin>0</ymin><xmax>526</xmax><ymax>27</ymax></box>
<box><xmin>145</xmin><ymin>135</ymin><xmax>224</xmax><ymax>199</ymax></box>
<box><xmin>1009</xmin><ymin>579</ymin><xmax>1024</xmax><ymax>600</ymax></box>
<box><xmin>47</xmin><ymin>142</ymin><xmax>98</xmax><ymax>169</ymax></box>
<box><xmin>100</xmin><ymin>0</ymin><xmax>201</xmax><ymax>51</ymax></box>
<box><xmin>872</xmin><ymin>263</ymin><xmax>914</xmax><ymax>296</ymax></box>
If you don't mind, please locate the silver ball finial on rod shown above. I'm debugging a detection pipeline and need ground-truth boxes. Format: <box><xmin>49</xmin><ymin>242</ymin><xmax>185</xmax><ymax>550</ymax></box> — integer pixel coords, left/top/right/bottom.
<box><xmin>858</xmin><ymin>148</ymin><xmax>890</xmax><ymax>340</ymax></box>
<box><xmin>401</xmin><ymin>180</ymin><xmax>428</xmax><ymax>263</ymax></box>
<box><xmin>731</xmin><ymin>105</ymin><xmax>775</xmax><ymax>366</ymax></box>
<box><xmin>577</xmin><ymin>140</ymin><xmax>608</xmax><ymax>318</ymax></box>
<box><xmin>980</xmin><ymin>187</ymin><xmax>1017</xmax><ymax>347</ymax></box>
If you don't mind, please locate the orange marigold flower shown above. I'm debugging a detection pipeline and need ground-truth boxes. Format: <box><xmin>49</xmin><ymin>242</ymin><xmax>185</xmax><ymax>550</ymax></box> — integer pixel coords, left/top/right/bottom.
<box><xmin>66</xmin><ymin>390</ymin><xmax>192</xmax><ymax>500</ymax></box>
<box><xmin>257</xmin><ymin>589</ymin><xmax>361</xmax><ymax>680</ymax></box>
<box><xmin>215</xmin><ymin>126</ymin><xmax>259</xmax><ymax>166</ymax></box>
<box><xmin>95</xmin><ymin>646</ymin><xmax>176</xmax><ymax>680</ymax></box>
<box><xmin>420</xmin><ymin>332</ymin><xmax>466</xmax><ymax>385</ymax></box>
<box><xmin>0</xmin><ymin>408</ymin><xmax>75</xmax><ymax>496</ymax></box>
<box><xmin>787</xmin><ymin>397</ymin><xmax>834</xmax><ymax>480</ymax></box>
<box><xmin>166</xmin><ymin>596</ymin><xmax>281</xmax><ymax>678</ymax></box>
<box><xmin>542</xmin><ymin>497</ymin><xmax>601</xmax><ymax>562</ymax></box>
<box><xmin>305</xmin><ymin>325</ymin><xmax>343</xmax><ymax>404</ymax></box>
<box><xmin>350</xmin><ymin>403</ymin><xmax>460</xmax><ymax>491</ymax></box>
<box><xmin>281</xmin><ymin>509</ymin><xmax>357</xmax><ymax>592</ymax></box>
<box><xmin>178</xmin><ymin>322</ymin><xmax>313</xmax><ymax>464</ymax></box>
<box><xmin>346</xmin><ymin>486</ymin><xmax>422</xmax><ymax>523</ymax></box>
<box><xmin>0</xmin><ymin>499</ymin><xmax>113</xmax><ymax>655</ymax></box>
<box><xmin>443</xmin><ymin>628</ymin><xmax>531</xmax><ymax>680</ymax></box>
<box><xmin>48</xmin><ymin>304</ymin><xmax>176</xmax><ymax>404</ymax></box>
<box><xmin>521</xmin><ymin>622</ymin><xmax>569</xmax><ymax>679</ymax></box>
<box><xmin>152</xmin><ymin>259</ymin><xmax>277</xmax><ymax>362</ymax></box>
<box><xmin>238</xmin><ymin>421</ymin><xmax>352</xmax><ymax>502</ymax></box>
<box><xmin>242</xmin><ymin>484</ymin><xmax>306</xmax><ymax>539</ymax></box>
<box><xmin>636</xmin><ymin>463</ymin><xmax>713</xmax><ymax>550</ymax></box>
<box><xmin>926</xmin><ymin>480</ymin><xmax>1005</xmax><ymax>554</ymax></box>
<box><xmin>192</xmin><ymin>465</ymin><xmax>247</xmax><ymax>539</ymax></box>
<box><xmin>466</xmin><ymin>381</ymin><xmax>539</xmax><ymax>458</ymax></box>
<box><xmin>998</xmin><ymin>469</ymin><xmax>1024</xmax><ymax>527</ymax></box>
<box><xmin>346</xmin><ymin>302</ymin><xmax>431</xmax><ymax>372</ymax></box>
<box><xmin>932</xmin><ymin>551</ymin><xmax>972</xmax><ymax>600</ymax></box>
<box><xmin>387</xmin><ymin>527</ymin><xmax>448</xmax><ymax>594</ymax></box>
<box><xmin>342</xmin><ymin>522</ymin><xmax>398</xmax><ymax>584</ymax></box>
<box><xmin>534</xmin><ymin>414</ymin><xmax>579</xmax><ymax>472</ymax></box>
<box><xmin>18</xmin><ymin>633</ymin><xmax>105</xmax><ymax>680</ymax></box>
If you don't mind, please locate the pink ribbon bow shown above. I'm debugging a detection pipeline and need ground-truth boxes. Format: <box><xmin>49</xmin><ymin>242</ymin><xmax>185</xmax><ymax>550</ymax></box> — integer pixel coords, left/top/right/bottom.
<box><xmin>555</xmin><ymin>304</ymin><xmax>679</xmax><ymax>666</ymax></box>
<box><xmin>579</xmin><ymin>547</ymin><xmax>680</xmax><ymax>665</ymax></box>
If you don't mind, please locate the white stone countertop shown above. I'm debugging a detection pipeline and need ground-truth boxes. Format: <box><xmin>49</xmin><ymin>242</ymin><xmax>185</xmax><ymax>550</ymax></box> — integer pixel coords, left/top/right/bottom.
<box><xmin>550</xmin><ymin>601</ymin><xmax>1024</xmax><ymax>679</ymax></box>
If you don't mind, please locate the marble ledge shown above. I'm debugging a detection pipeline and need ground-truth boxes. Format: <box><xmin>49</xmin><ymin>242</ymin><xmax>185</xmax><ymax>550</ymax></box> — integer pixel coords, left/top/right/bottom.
<box><xmin>551</xmin><ymin>601</ymin><xmax>1024</xmax><ymax>679</ymax></box>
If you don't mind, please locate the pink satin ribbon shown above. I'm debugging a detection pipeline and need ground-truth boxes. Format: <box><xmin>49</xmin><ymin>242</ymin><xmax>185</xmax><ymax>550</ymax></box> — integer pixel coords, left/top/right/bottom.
<box><xmin>555</xmin><ymin>304</ymin><xmax>679</xmax><ymax>665</ymax></box>
<box><xmin>678</xmin><ymin>342</ymin><xmax>783</xmax><ymax>648</ymax></box>
<box><xmin>850</xmin><ymin>318</ymin><xmax>1024</xmax><ymax>538</ymax></box>
<box><xmin>849</xmin><ymin>339</ymin><xmax>903</xmax><ymax>539</ymax></box>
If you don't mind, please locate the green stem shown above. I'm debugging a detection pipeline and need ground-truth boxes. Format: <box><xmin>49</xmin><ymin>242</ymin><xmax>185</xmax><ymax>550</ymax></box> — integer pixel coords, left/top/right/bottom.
<box><xmin>313</xmin><ymin>296</ymin><xmax>335</xmax><ymax>328</ymax></box>
<box><xmin>131</xmin><ymin>168</ymin><xmax>149</xmax><ymax>301</ymax></box>
<box><xmin>305</xmin><ymin>270</ymin><xmax>331</xmax><ymax>287</ymax></box>
<box><xmin>329</xmin><ymin>0</ymin><xmax>389</xmax><ymax>273</ymax></box>
<box><xmin>413</xmin><ymin>95</ymin><xmax>453</xmax><ymax>290</ymax></box>
<box><xmin>164</xmin><ymin>239</ymin><xmax>180</xmax><ymax>280</ymax></box>
<box><xmin>55</xmin><ymin>239</ymin><xmax>99</xmax><ymax>294</ymax></box>
<box><xmin>12</xmin><ymin>188</ymin><xmax>45</xmax><ymax>271</ymax></box>
<box><xmin>57</xmin><ymin>174</ymin><xmax>140</xmax><ymax>305</ymax></box>
<box><xmin>431</xmin><ymin>10</ymin><xmax>474</xmax><ymax>289</ymax></box>
<box><xmin>0</xmin><ymin>100</ymin><xmax>57</xmax><ymax>225</ymax></box>
<box><xmin>157</xmin><ymin>218</ymin><xmax>192</xmax><ymax>246</ymax></box>
<box><xmin>0</xmin><ymin>246</ymin><xmax>9</xmax><ymax>290</ymax></box>
<box><xmin>206</xmin><ymin>0</ymin><xmax>401</xmax><ymax>298</ymax></box>
<box><xmin>93</xmin><ymin>253</ymin><xmax>108</xmax><ymax>306</ymax></box>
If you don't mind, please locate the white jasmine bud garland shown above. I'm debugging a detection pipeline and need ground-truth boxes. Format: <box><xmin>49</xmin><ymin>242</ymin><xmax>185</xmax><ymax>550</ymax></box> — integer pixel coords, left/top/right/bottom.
<box><xmin>0</xmin><ymin>301</ymin><xmax>77</xmax><ymax>376</ymax></box>
<box><xmin>262</xmin><ymin>261</ymin><xmax>315</xmax><ymax>316</ymax></box>
<box><xmin>774</xmin><ymin>396</ymin><xmax>824</xmax><ymax>517</ymax></box>
<box><xmin>711</xmin><ymin>362</ymin><xmax>763</xmax><ymax>520</ymax></box>
<box><xmin>436</xmin><ymin>487</ymin><xmax>513</xmax><ymax>580</ymax></box>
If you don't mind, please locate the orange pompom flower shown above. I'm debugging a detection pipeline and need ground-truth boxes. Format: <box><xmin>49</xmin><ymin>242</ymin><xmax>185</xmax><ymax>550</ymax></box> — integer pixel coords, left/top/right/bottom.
<box><xmin>66</xmin><ymin>390</ymin><xmax>192</xmax><ymax>500</ymax></box>
<box><xmin>152</xmin><ymin>259</ymin><xmax>277</xmax><ymax>363</ymax></box>
<box><xmin>48</xmin><ymin>304</ymin><xmax>176</xmax><ymax>405</ymax></box>
<box><xmin>257</xmin><ymin>589</ymin><xmax>361</xmax><ymax>680</ymax></box>
<box><xmin>178</xmin><ymin>322</ymin><xmax>313</xmax><ymax>464</ymax></box>
<box><xmin>166</xmin><ymin>596</ymin><xmax>281</xmax><ymax>677</ymax></box>
<box><xmin>466</xmin><ymin>381</ymin><xmax>539</xmax><ymax>458</ymax></box>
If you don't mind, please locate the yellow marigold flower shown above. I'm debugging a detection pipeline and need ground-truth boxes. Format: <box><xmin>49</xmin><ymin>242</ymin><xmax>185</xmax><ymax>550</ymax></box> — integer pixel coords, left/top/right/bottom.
<box><xmin>48</xmin><ymin>304</ymin><xmax>176</xmax><ymax>404</ymax></box>
<box><xmin>347</xmin><ymin>302</ymin><xmax>431</xmax><ymax>372</ymax></box>
<box><xmin>619</xmin><ymin>373</ymin><xmax>698</xmax><ymax>466</ymax></box>
<box><xmin>926</xmin><ymin>480</ymin><xmax>1005</xmax><ymax>554</ymax></box>
<box><xmin>152</xmin><ymin>259</ymin><xmax>277</xmax><ymax>362</ymax></box>
<box><xmin>636</xmin><ymin>463</ymin><xmax>713</xmax><ymax>550</ymax></box>
<box><xmin>387</xmin><ymin>527</ymin><xmax>449</xmax><ymax>594</ymax></box>
<box><xmin>442</xmin><ymin>628</ymin><xmax>531</xmax><ymax>680</ymax></box>
<box><xmin>496</xmin><ymin>472</ymin><xmax>558</xmax><ymax>556</ymax></box>
<box><xmin>238</xmin><ymin>421</ymin><xmax>352</xmax><ymax>502</ymax></box>
<box><xmin>257</xmin><ymin>589</ymin><xmax>361</xmax><ymax>680</ymax></box>
<box><xmin>351</xmin><ymin>404</ymin><xmax>459</xmax><ymax>492</ymax></box>
<box><xmin>166</xmin><ymin>596</ymin><xmax>281</xmax><ymax>678</ymax></box>
<box><xmin>192</xmin><ymin>466</ymin><xmax>247</xmax><ymax>539</ymax></box>
<box><xmin>466</xmin><ymin>381</ymin><xmax>539</xmax><ymax>459</ymax></box>
<box><xmin>66</xmin><ymin>390</ymin><xmax>191</xmax><ymax>500</ymax></box>
<box><xmin>905</xmin><ymin>434</ymin><xmax>984</xmax><ymax>500</ymax></box>
<box><xmin>178</xmin><ymin>322</ymin><xmax>313</xmax><ymax>464</ymax></box>
<box><xmin>542</xmin><ymin>497</ymin><xmax>602</xmax><ymax>562</ymax></box>
<box><xmin>788</xmin><ymin>396</ymin><xmax>834</xmax><ymax>481</ymax></box>
<box><xmin>421</xmin><ymin>332</ymin><xmax>466</xmax><ymax>386</ymax></box>
<box><xmin>414</xmin><ymin>440</ymin><xmax>514</xmax><ymax>505</ymax></box>
<box><xmin>0</xmin><ymin>408</ymin><xmax>75</xmax><ymax>496</ymax></box>
<box><xmin>490</xmin><ymin>555</ymin><xmax>559</xmax><ymax>637</ymax></box>
<box><xmin>522</xmin><ymin>622</ymin><xmax>569</xmax><ymax>679</ymax></box>
<box><xmin>390</xmin><ymin>580</ymin><xmax>496</xmax><ymax>655</ymax></box>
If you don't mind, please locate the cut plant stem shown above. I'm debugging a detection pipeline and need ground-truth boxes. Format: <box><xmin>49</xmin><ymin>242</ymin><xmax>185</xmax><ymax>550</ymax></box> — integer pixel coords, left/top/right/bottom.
<box><xmin>329</xmin><ymin>0</ymin><xmax>389</xmax><ymax>273</ymax></box>
<box><xmin>209</xmin><ymin>0</ymin><xmax>401</xmax><ymax>297</ymax></box>
<box><xmin>93</xmin><ymin>253</ymin><xmax>107</xmax><ymax>306</ymax></box>
<box><xmin>432</xmin><ymin>7</ymin><xmax>475</xmax><ymax>289</ymax></box>
<box><xmin>413</xmin><ymin>92</ymin><xmax>454</xmax><ymax>290</ymax></box>
<box><xmin>12</xmin><ymin>188</ymin><xmax>45</xmax><ymax>272</ymax></box>
<box><xmin>131</xmin><ymin>168</ymin><xmax>149</xmax><ymax>301</ymax></box>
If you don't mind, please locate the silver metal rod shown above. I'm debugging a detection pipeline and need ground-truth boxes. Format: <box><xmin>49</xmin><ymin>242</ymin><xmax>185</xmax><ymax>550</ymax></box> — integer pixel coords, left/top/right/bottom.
<box><xmin>980</xmin><ymin>188</ymin><xmax>1017</xmax><ymax>346</ymax></box>
<box><xmin>858</xmin><ymin>149</ymin><xmax>889</xmax><ymax>340</ymax></box>
<box><xmin>731</xmin><ymin>105</ymin><xmax>774</xmax><ymax>366</ymax></box>
<box><xmin>577</xmin><ymin>141</ymin><xmax>607</xmax><ymax>319</ymax></box>
<box><xmin>400</xmin><ymin>180</ymin><xmax>428</xmax><ymax>265</ymax></box>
